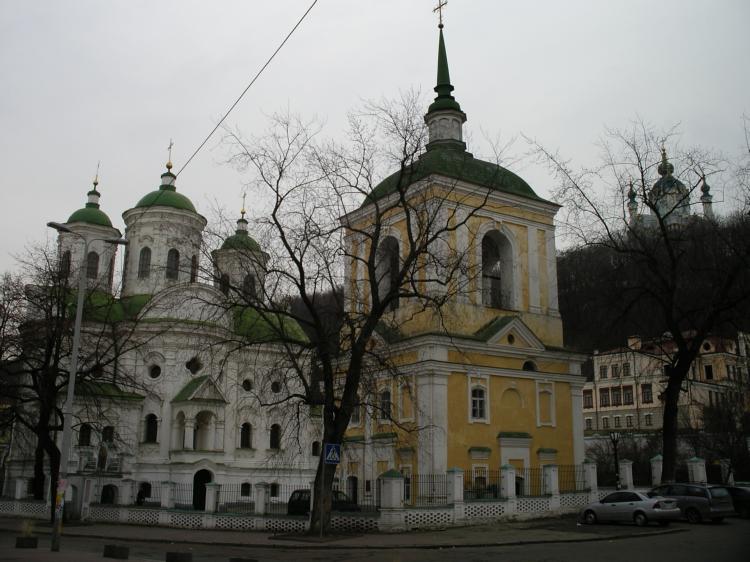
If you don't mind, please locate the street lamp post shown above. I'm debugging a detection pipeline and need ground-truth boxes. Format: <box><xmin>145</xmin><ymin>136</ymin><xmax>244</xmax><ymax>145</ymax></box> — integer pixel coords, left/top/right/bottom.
<box><xmin>47</xmin><ymin>222</ymin><xmax>127</xmax><ymax>552</ymax></box>
<box><xmin>610</xmin><ymin>431</ymin><xmax>622</xmax><ymax>490</ymax></box>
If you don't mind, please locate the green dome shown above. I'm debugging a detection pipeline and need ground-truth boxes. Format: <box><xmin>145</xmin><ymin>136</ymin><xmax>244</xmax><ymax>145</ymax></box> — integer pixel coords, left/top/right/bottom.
<box><xmin>135</xmin><ymin>185</ymin><xmax>197</xmax><ymax>213</ymax></box>
<box><xmin>67</xmin><ymin>203</ymin><xmax>113</xmax><ymax>227</ymax></box>
<box><xmin>364</xmin><ymin>145</ymin><xmax>541</xmax><ymax>206</ymax></box>
<box><xmin>221</xmin><ymin>229</ymin><xmax>261</xmax><ymax>252</ymax></box>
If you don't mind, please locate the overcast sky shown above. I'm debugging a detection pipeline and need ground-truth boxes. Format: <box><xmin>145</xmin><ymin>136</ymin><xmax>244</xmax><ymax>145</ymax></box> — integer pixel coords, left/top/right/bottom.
<box><xmin>1</xmin><ymin>0</ymin><xmax>748</xmax><ymax>273</ymax></box>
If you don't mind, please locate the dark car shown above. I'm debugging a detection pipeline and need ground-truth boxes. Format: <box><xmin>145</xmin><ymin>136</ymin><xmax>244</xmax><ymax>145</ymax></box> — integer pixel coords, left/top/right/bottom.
<box><xmin>287</xmin><ymin>489</ymin><xmax>360</xmax><ymax>516</ymax></box>
<box><xmin>647</xmin><ymin>483</ymin><xmax>734</xmax><ymax>523</ymax></box>
<box><xmin>725</xmin><ymin>486</ymin><xmax>750</xmax><ymax>518</ymax></box>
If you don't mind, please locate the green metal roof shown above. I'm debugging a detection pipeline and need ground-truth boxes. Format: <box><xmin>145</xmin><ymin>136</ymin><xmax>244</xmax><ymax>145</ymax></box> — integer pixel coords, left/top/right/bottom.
<box><xmin>75</xmin><ymin>381</ymin><xmax>144</xmax><ymax>401</ymax></box>
<box><xmin>232</xmin><ymin>307</ymin><xmax>307</xmax><ymax>343</ymax></box>
<box><xmin>67</xmin><ymin>204</ymin><xmax>113</xmax><ymax>227</ymax></box>
<box><xmin>172</xmin><ymin>375</ymin><xmax>209</xmax><ymax>402</ymax></box>
<box><xmin>427</xmin><ymin>27</ymin><xmax>462</xmax><ymax>114</ymax></box>
<box><xmin>364</xmin><ymin>145</ymin><xmax>541</xmax><ymax>206</ymax></box>
<box><xmin>221</xmin><ymin>230</ymin><xmax>261</xmax><ymax>252</ymax></box>
<box><xmin>135</xmin><ymin>185</ymin><xmax>197</xmax><ymax>213</ymax></box>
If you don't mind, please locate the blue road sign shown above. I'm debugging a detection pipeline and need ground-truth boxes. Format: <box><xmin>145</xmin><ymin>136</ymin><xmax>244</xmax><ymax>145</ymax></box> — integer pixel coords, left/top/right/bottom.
<box><xmin>323</xmin><ymin>443</ymin><xmax>341</xmax><ymax>465</ymax></box>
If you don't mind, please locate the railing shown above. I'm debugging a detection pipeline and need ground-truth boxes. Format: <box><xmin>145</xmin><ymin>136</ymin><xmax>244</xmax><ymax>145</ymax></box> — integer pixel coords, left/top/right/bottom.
<box><xmin>265</xmin><ymin>481</ymin><xmax>310</xmax><ymax>516</ymax></box>
<box><xmin>217</xmin><ymin>483</ymin><xmax>255</xmax><ymax>514</ymax></box>
<box><xmin>632</xmin><ymin>462</ymin><xmax>652</xmax><ymax>487</ymax></box>
<box><xmin>516</xmin><ymin>467</ymin><xmax>544</xmax><ymax>497</ymax></box>
<box><xmin>133</xmin><ymin>481</ymin><xmax>161</xmax><ymax>507</ymax></box>
<box><xmin>173</xmin><ymin>482</ymin><xmax>195</xmax><ymax>510</ymax></box>
<box><xmin>333</xmin><ymin>479</ymin><xmax>380</xmax><ymax>512</ymax></box>
<box><xmin>558</xmin><ymin>464</ymin><xmax>585</xmax><ymax>493</ymax></box>
<box><xmin>405</xmin><ymin>473</ymin><xmax>449</xmax><ymax>507</ymax></box>
<box><xmin>463</xmin><ymin>470</ymin><xmax>501</xmax><ymax>501</ymax></box>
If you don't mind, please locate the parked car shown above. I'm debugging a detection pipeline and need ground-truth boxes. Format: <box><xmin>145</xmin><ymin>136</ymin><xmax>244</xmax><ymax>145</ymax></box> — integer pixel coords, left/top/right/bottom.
<box><xmin>647</xmin><ymin>483</ymin><xmax>734</xmax><ymax>523</ymax></box>
<box><xmin>725</xmin><ymin>486</ymin><xmax>750</xmax><ymax>518</ymax></box>
<box><xmin>580</xmin><ymin>491</ymin><xmax>680</xmax><ymax>526</ymax></box>
<box><xmin>287</xmin><ymin>489</ymin><xmax>360</xmax><ymax>516</ymax></box>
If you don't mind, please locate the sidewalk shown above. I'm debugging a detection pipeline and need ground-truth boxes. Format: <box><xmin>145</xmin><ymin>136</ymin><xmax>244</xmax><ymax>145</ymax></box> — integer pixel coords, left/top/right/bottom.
<box><xmin>0</xmin><ymin>515</ymin><xmax>682</xmax><ymax>551</ymax></box>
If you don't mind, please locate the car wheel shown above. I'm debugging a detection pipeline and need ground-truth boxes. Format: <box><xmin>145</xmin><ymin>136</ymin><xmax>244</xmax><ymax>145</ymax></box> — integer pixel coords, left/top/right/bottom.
<box><xmin>657</xmin><ymin>521</ymin><xmax>670</xmax><ymax>527</ymax></box>
<box><xmin>685</xmin><ymin>508</ymin><xmax>702</xmax><ymax>524</ymax></box>
<box><xmin>633</xmin><ymin>512</ymin><xmax>648</xmax><ymax>527</ymax></box>
<box><xmin>584</xmin><ymin>510</ymin><xmax>597</xmax><ymax>525</ymax></box>
<box><xmin>710</xmin><ymin>517</ymin><xmax>724</xmax><ymax>524</ymax></box>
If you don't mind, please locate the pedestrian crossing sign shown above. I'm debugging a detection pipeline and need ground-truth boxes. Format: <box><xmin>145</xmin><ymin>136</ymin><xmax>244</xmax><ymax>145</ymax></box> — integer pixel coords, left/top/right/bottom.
<box><xmin>324</xmin><ymin>443</ymin><xmax>341</xmax><ymax>465</ymax></box>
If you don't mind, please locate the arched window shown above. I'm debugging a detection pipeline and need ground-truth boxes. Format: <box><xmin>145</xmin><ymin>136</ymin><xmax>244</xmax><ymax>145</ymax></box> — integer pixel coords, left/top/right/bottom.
<box><xmin>240</xmin><ymin>423</ymin><xmax>252</xmax><ymax>449</ymax></box>
<box><xmin>144</xmin><ymin>414</ymin><xmax>158</xmax><ymax>443</ymax></box>
<box><xmin>240</xmin><ymin>483</ymin><xmax>251</xmax><ymax>497</ymax></box>
<box><xmin>78</xmin><ymin>423</ymin><xmax>92</xmax><ymax>446</ymax></box>
<box><xmin>350</xmin><ymin>396</ymin><xmax>361</xmax><ymax>425</ymax></box>
<box><xmin>481</xmin><ymin>231</ymin><xmax>513</xmax><ymax>309</ymax></box>
<box><xmin>471</xmin><ymin>387</ymin><xmax>486</xmax><ymax>420</ymax></box>
<box><xmin>379</xmin><ymin>390</ymin><xmax>392</xmax><ymax>420</ymax></box>
<box><xmin>86</xmin><ymin>251</ymin><xmax>99</xmax><ymax>279</ymax></box>
<box><xmin>102</xmin><ymin>426</ymin><xmax>115</xmax><ymax>443</ymax></box>
<box><xmin>108</xmin><ymin>255</ymin><xmax>115</xmax><ymax>288</ymax></box>
<box><xmin>166</xmin><ymin>249</ymin><xmax>180</xmax><ymax>280</ymax></box>
<box><xmin>220</xmin><ymin>274</ymin><xmax>230</xmax><ymax>295</ymax></box>
<box><xmin>376</xmin><ymin>236</ymin><xmax>400</xmax><ymax>310</ymax></box>
<box><xmin>138</xmin><ymin>247</ymin><xmax>151</xmax><ymax>279</ymax></box>
<box><xmin>60</xmin><ymin>250</ymin><xmax>71</xmax><ymax>278</ymax></box>
<box><xmin>269</xmin><ymin>424</ymin><xmax>281</xmax><ymax>450</ymax></box>
<box><xmin>97</xmin><ymin>445</ymin><xmax>108</xmax><ymax>470</ymax></box>
<box><xmin>243</xmin><ymin>274</ymin><xmax>257</xmax><ymax>299</ymax></box>
<box><xmin>522</xmin><ymin>360</ymin><xmax>537</xmax><ymax>372</ymax></box>
<box><xmin>311</xmin><ymin>441</ymin><xmax>321</xmax><ymax>456</ymax></box>
<box><xmin>190</xmin><ymin>255</ymin><xmax>198</xmax><ymax>283</ymax></box>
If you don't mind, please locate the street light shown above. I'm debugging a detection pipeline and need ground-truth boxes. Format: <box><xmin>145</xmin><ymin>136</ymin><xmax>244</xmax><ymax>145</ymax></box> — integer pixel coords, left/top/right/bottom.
<box><xmin>47</xmin><ymin>222</ymin><xmax>127</xmax><ymax>552</ymax></box>
<box><xmin>609</xmin><ymin>431</ymin><xmax>622</xmax><ymax>490</ymax></box>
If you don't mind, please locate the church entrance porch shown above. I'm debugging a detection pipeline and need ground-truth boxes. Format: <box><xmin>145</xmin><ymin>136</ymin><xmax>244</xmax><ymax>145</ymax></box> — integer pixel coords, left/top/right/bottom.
<box><xmin>192</xmin><ymin>469</ymin><xmax>213</xmax><ymax>510</ymax></box>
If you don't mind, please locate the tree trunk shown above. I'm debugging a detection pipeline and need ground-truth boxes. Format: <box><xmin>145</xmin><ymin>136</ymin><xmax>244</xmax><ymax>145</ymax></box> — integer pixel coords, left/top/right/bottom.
<box><xmin>32</xmin><ymin>440</ymin><xmax>45</xmax><ymax>501</ymax></box>
<box><xmin>660</xmin><ymin>373</ymin><xmax>685</xmax><ymax>483</ymax></box>
<box><xmin>309</xmin><ymin>453</ymin><xmax>339</xmax><ymax>536</ymax></box>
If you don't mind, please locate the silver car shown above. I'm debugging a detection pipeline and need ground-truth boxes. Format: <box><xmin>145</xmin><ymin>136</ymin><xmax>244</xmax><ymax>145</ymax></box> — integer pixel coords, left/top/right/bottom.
<box><xmin>580</xmin><ymin>491</ymin><xmax>681</xmax><ymax>526</ymax></box>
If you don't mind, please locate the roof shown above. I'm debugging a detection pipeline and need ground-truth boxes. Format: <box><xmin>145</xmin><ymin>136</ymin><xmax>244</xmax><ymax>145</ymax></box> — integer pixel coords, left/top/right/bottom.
<box><xmin>221</xmin><ymin>230</ymin><xmax>261</xmax><ymax>252</ymax></box>
<box><xmin>75</xmin><ymin>381</ymin><xmax>144</xmax><ymax>402</ymax></box>
<box><xmin>172</xmin><ymin>375</ymin><xmax>209</xmax><ymax>402</ymax></box>
<box><xmin>67</xmin><ymin>204</ymin><xmax>113</xmax><ymax>228</ymax></box>
<box><xmin>233</xmin><ymin>307</ymin><xmax>308</xmax><ymax>344</ymax></box>
<box><xmin>364</xmin><ymin>145</ymin><xmax>542</xmax><ymax>206</ymax></box>
<box><xmin>67</xmin><ymin>291</ymin><xmax>152</xmax><ymax>323</ymax></box>
<box><xmin>135</xmin><ymin>185</ymin><xmax>197</xmax><ymax>213</ymax></box>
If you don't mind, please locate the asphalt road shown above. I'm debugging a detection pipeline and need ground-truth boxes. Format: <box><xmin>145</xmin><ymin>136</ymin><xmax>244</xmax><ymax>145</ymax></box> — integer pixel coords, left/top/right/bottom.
<box><xmin>1</xmin><ymin>517</ymin><xmax>749</xmax><ymax>562</ymax></box>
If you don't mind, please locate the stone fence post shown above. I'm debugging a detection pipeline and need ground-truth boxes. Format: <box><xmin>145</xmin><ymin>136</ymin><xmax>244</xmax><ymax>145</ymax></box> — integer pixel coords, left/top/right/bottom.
<box><xmin>254</xmin><ymin>482</ymin><xmax>268</xmax><ymax>515</ymax></box>
<box><xmin>719</xmin><ymin>459</ymin><xmax>734</xmax><ymax>485</ymax></box>
<box><xmin>583</xmin><ymin>460</ymin><xmax>598</xmax><ymax>502</ymax></box>
<box><xmin>378</xmin><ymin>470</ymin><xmax>405</xmax><ymax>532</ymax></box>
<box><xmin>687</xmin><ymin>457</ymin><xmax>707</xmax><ymax>484</ymax></box>
<box><xmin>447</xmin><ymin>468</ymin><xmax>465</xmax><ymax>523</ymax></box>
<box><xmin>543</xmin><ymin>464</ymin><xmax>560</xmax><ymax>511</ymax></box>
<box><xmin>618</xmin><ymin>460</ymin><xmax>634</xmax><ymax>490</ymax></box>
<box><xmin>204</xmin><ymin>483</ymin><xmax>220</xmax><ymax>513</ymax></box>
<box><xmin>500</xmin><ymin>465</ymin><xmax>517</xmax><ymax>516</ymax></box>
<box><xmin>160</xmin><ymin>481</ymin><xmax>175</xmax><ymax>509</ymax></box>
<box><xmin>651</xmin><ymin>455</ymin><xmax>663</xmax><ymax>486</ymax></box>
<box><xmin>119</xmin><ymin>479</ymin><xmax>134</xmax><ymax>506</ymax></box>
<box><xmin>14</xmin><ymin>478</ymin><xmax>26</xmax><ymax>500</ymax></box>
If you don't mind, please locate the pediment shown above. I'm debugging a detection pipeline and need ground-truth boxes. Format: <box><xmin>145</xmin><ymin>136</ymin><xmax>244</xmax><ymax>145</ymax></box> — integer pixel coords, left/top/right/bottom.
<box><xmin>478</xmin><ymin>316</ymin><xmax>546</xmax><ymax>351</ymax></box>
<box><xmin>172</xmin><ymin>375</ymin><xmax>227</xmax><ymax>404</ymax></box>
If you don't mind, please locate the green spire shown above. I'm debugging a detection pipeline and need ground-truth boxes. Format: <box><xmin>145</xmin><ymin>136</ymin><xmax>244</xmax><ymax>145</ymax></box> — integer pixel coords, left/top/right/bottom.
<box><xmin>428</xmin><ymin>27</ymin><xmax>462</xmax><ymax>114</ymax></box>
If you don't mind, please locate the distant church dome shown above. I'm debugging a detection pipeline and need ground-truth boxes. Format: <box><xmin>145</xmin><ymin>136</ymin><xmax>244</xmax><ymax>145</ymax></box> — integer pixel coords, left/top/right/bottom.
<box><xmin>67</xmin><ymin>178</ymin><xmax>113</xmax><ymax>227</ymax></box>
<box><xmin>221</xmin><ymin>217</ymin><xmax>261</xmax><ymax>252</ymax></box>
<box><xmin>134</xmin><ymin>162</ymin><xmax>197</xmax><ymax>213</ymax></box>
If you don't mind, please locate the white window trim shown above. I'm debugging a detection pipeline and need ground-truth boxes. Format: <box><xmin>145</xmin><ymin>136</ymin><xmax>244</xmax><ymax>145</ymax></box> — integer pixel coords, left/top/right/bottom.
<box><xmin>378</xmin><ymin>387</ymin><xmax>393</xmax><ymax>425</ymax></box>
<box><xmin>585</xmin><ymin>417</ymin><xmax>593</xmax><ymax>430</ymax></box>
<box><xmin>467</xmin><ymin>373</ymin><xmax>490</xmax><ymax>424</ymax></box>
<box><xmin>471</xmin><ymin>463</ymin><xmax>489</xmax><ymax>483</ymax></box>
<box><xmin>535</xmin><ymin>380</ymin><xmax>556</xmax><ymax>427</ymax></box>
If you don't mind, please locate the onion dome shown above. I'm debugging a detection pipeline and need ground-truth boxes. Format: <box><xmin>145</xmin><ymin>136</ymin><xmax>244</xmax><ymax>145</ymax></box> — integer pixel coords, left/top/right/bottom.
<box><xmin>67</xmin><ymin>176</ymin><xmax>114</xmax><ymax>227</ymax></box>
<box><xmin>652</xmin><ymin>147</ymin><xmax>686</xmax><ymax>196</ymax></box>
<box><xmin>221</xmin><ymin>213</ymin><xmax>261</xmax><ymax>252</ymax></box>
<box><xmin>134</xmin><ymin>161</ymin><xmax>197</xmax><ymax>213</ymax></box>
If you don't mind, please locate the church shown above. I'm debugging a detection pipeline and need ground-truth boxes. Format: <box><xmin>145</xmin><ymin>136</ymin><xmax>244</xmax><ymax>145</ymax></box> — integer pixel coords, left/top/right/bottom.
<box><xmin>338</xmin><ymin>24</ymin><xmax>587</xmax><ymax>498</ymax></box>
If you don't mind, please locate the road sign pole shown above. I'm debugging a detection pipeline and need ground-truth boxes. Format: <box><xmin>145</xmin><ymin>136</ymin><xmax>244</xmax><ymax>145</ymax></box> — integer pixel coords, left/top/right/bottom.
<box><xmin>319</xmin><ymin>459</ymin><xmax>324</xmax><ymax>538</ymax></box>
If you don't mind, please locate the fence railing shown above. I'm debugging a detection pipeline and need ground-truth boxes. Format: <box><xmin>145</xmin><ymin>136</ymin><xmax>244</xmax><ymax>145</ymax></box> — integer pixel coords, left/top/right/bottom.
<box><xmin>405</xmin><ymin>473</ymin><xmax>449</xmax><ymax>507</ymax></box>
<box><xmin>516</xmin><ymin>467</ymin><xmax>544</xmax><ymax>497</ymax></box>
<box><xmin>217</xmin><ymin>483</ymin><xmax>255</xmax><ymax>514</ymax></box>
<box><xmin>558</xmin><ymin>464</ymin><xmax>586</xmax><ymax>493</ymax></box>
<box><xmin>463</xmin><ymin>470</ymin><xmax>501</xmax><ymax>501</ymax></box>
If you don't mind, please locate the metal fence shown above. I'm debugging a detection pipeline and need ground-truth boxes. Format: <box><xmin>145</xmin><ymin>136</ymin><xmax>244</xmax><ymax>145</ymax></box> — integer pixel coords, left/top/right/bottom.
<box><xmin>217</xmin><ymin>483</ymin><xmax>255</xmax><ymax>514</ymax></box>
<box><xmin>332</xmin><ymin>478</ymin><xmax>380</xmax><ymax>512</ymax></box>
<box><xmin>558</xmin><ymin>465</ymin><xmax>585</xmax><ymax>493</ymax></box>
<box><xmin>265</xmin><ymin>481</ymin><xmax>309</xmax><ymax>515</ymax></box>
<box><xmin>405</xmin><ymin>473</ymin><xmax>449</xmax><ymax>506</ymax></box>
<box><xmin>463</xmin><ymin>470</ymin><xmax>501</xmax><ymax>501</ymax></box>
<box><xmin>516</xmin><ymin>467</ymin><xmax>544</xmax><ymax>497</ymax></box>
<box><xmin>133</xmin><ymin>481</ymin><xmax>162</xmax><ymax>507</ymax></box>
<box><xmin>173</xmin><ymin>482</ymin><xmax>195</xmax><ymax>510</ymax></box>
<box><xmin>597</xmin><ymin>463</ymin><xmax>618</xmax><ymax>488</ymax></box>
<box><xmin>632</xmin><ymin>462</ymin><xmax>652</xmax><ymax>487</ymax></box>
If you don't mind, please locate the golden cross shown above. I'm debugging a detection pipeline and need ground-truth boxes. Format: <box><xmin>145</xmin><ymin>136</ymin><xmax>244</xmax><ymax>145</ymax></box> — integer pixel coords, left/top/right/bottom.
<box><xmin>94</xmin><ymin>160</ymin><xmax>101</xmax><ymax>186</ymax></box>
<box><xmin>241</xmin><ymin>191</ymin><xmax>247</xmax><ymax>219</ymax></box>
<box><xmin>167</xmin><ymin>138</ymin><xmax>174</xmax><ymax>162</ymax></box>
<box><xmin>433</xmin><ymin>0</ymin><xmax>447</xmax><ymax>27</ymax></box>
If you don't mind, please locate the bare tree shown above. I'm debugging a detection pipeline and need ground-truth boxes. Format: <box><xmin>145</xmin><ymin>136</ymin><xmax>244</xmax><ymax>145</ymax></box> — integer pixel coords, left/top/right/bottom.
<box><xmin>536</xmin><ymin>121</ymin><xmax>750</xmax><ymax>482</ymax></box>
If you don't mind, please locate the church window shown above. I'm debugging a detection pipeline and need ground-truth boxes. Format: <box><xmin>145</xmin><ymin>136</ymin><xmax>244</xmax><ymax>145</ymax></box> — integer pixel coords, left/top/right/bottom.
<box><xmin>471</xmin><ymin>387</ymin><xmax>486</xmax><ymax>420</ymax></box>
<box><xmin>60</xmin><ymin>250</ymin><xmax>71</xmax><ymax>278</ymax></box>
<box><xmin>379</xmin><ymin>390</ymin><xmax>392</xmax><ymax>420</ymax></box>
<box><xmin>537</xmin><ymin>382</ymin><xmax>554</xmax><ymax>426</ymax></box>
<box><xmin>240</xmin><ymin>423</ymin><xmax>252</xmax><ymax>449</ymax></box>
<box><xmin>144</xmin><ymin>414</ymin><xmax>158</xmax><ymax>443</ymax></box>
<box><xmin>86</xmin><ymin>251</ymin><xmax>99</xmax><ymax>279</ymax></box>
<box><xmin>481</xmin><ymin>231</ymin><xmax>513</xmax><ymax>309</ymax></box>
<box><xmin>190</xmin><ymin>255</ymin><xmax>198</xmax><ymax>283</ymax></box>
<box><xmin>185</xmin><ymin>356</ymin><xmax>203</xmax><ymax>374</ymax></box>
<box><xmin>312</xmin><ymin>441</ymin><xmax>321</xmax><ymax>457</ymax></box>
<box><xmin>704</xmin><ymin>364</ymin><xmax>713</xmax><ymax>380</ymax></box>
<box><xmin>220</xmin><ymin>274</ymin><xmax>230</xmax><ymax>295</ymax></box>
<box><xmin>240</xmin><ymin>483</ymin><xmax>251</xmax><ymax>497</ymax></box>
<box><xmin>97</xmin><ymin>446</ymin><xmax>108</xmax><ymax>470</ymax></box>
<box><xmin>138</xmin><ymin>247</ymin><xmax>151</xmax><ymax>279</ymax></box>
<box><xmin>242</xmin><ymin>379</ymin><xmax>253</xmax><ymax>392</ymax></box>
<box><xmin>269</xmin><ymin>424</ymin><xmax>281</xmax><ymax>450</ymax></box>
<box><xmin>522</xmin><ymin>360</ymin><xmax>537</xmax><ymax>371</ymax></box>
<box><xmin>102</xmin><ymin>426</ymin><xmax>115</xmax><ymax>443</ymax></box>
<box><xmin>243</xmin><ymin>274</ymin><xmax>257</xmax><ymax>299</ymax></box>
<box><xmin>270</xmin><ymin>483</ymin><xmax>279</xmax><ymax>497</ymax></box>
<box><xmin>400</xmin><ymin>384</ymin><xmax>413</xmax><ymax>420</ymax></box>
<box><xmin>166</xmin><ymin>249</ymin><xmax>180</xmax><ymax>280</ymax></box>
<box><xmin>271</xmin><ymin>381</ymin><xmax>281</xmax><ymax>394</ymax></box>
<box><xmin>375</xmin><ymin>236</ymin><xmax>400</xmax><ymax>311</ymax></box>
<box><xmin>149</xmin><ymin>365</ymin><xmax>161</xmax><ymax>379</ymax></box>
<box><xmin>108</xmin><ymin>255</ymin><xmax>115</xmax><ymax>288</ymax></box>
<box><xmin>79</xmin><ymin>423</ymin><xmax>92</xmax><ymax>446</ymax></box>
<box><xmin>91</xmin><ymin>363</ymin><xmax>104</xmax><ymax>378</ymax></box>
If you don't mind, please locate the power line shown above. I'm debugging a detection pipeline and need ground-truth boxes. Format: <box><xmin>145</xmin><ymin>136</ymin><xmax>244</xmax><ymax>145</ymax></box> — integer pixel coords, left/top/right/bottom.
<box><xmin>175</xmin><ymin>0</ymin><xmax>320</xmax><ymax>178</ymax></box>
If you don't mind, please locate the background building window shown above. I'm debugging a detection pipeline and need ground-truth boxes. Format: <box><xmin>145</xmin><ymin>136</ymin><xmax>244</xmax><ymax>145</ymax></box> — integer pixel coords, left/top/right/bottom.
<box><xmin>471</xmin><ymin>387</ymin><xmax>486</xmax><ymax>420</ymax></box>
<box><xmin>311</xmin><ymin>441</ymin><xmax>321</xmax><ymax>456</ymax></box>
<box><xmin>585</xmin><ymin>418</ymin><xmax>592</xmax><ymax>430</ymax></box>
<box><xmin>102</xmin><ymin>426</ymin><xmax>115</xmax><ymax>443</ymax></box>
<box><xmin>645</xmin><ymin>414</ymin><xmax>653</xmax><ymax>426</ymax></box>
<box><xmin>379</xmin><ymin>390</ymin><xmax>392</xmax><ymax>420</ymax></box>
<box><xmin>611</xmin><ymin>388</ymin><xmax>622</xmax><ymax>406</ymax></box>
<box><xmin>583</xmin><ymin>390</ymin><xmax>593</xmax><ymax>409</ymax></box>
<box><xmin>599</xmin><ymin>388</ymin><xmax>610</xmax><ymax>407</ymax></box>
<box><xmin>602</xmin><ymin>417</ymin><xmax>610</xmax><ymax>429</ymax></box>
<box><xmin>623</xmin><ymin>386</ymin><xmax>633</xmax><ymax>405</ymax></box>
<box><xmin>241</xmin><ymin>483</ymin><xmax>251</xmax><ymax>497</ymax></box>
<box><xmin>599</xmin><ymin>365</ymin><xmax>608</xmax><ymax>379</ymax></box>
<box><xmin>614</xmin><ymin>416</ymin><xmax>621</xmax><ymax>428</ymax></box>
<box><xmin>622</xmin><ymin>362</ymin><xmax>631</xmax><ymax>377</ymax></box>
<box><xmin>642</xmin><ymin>384</ymin><xmax>653</xmax><ymax>403</ymax></box>
<box><xmin>626</xmin><ymin>415</ymin><xmax>633</xmax><ymax>427</ymax></box>
<box><xmin>612</xmin><ymin>364</ymin><xmax>620</xmax><ymax>378</ymax></box>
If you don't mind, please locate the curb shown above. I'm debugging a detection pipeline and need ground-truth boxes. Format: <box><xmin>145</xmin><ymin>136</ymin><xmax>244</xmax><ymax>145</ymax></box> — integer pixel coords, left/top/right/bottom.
<box><xmin>0</xmin><ymin>525</ymin><xmax>685</xmax><ymax>551</ymax></box>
